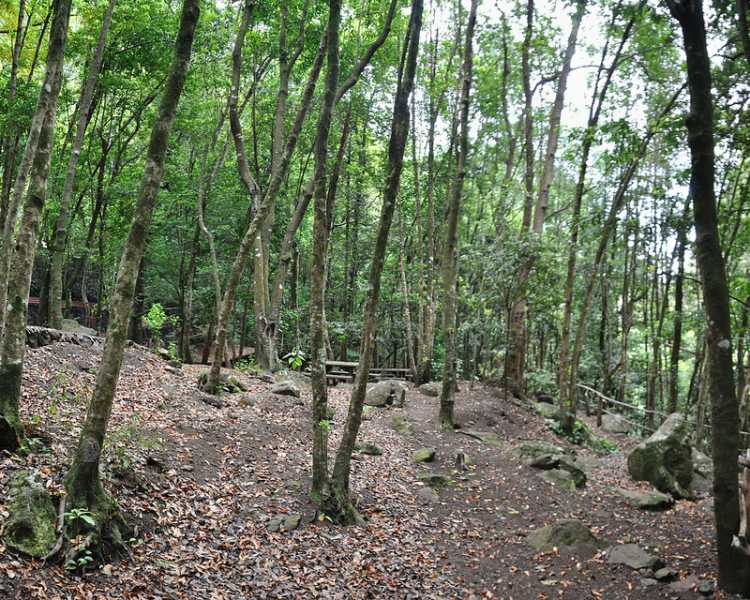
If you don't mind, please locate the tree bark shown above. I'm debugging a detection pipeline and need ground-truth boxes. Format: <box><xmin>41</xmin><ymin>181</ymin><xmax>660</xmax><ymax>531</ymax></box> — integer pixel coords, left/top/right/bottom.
<box><xmin>64</xmin><ymin>0</ymin><xmax>200</xmax><ymax>526</ymax></box>
<box><xmin>204</xmin><ymin>10</ymin><xmax>327</xmax><ymax>394</ymax></box>
<box><xmin>667</xmin><ymin>0</ymin><xmax>750</xmax><ymax>591</ymax></box>
<box><xmin>48</xmin><ymin>0</ymin><xmax>116</xmax><ymax>329</ymax></box>
<box><xmin>439</xmin><ymin>0</ymin><xmax>478</xmax><ymax>431</ymax></box>
<box><xmin>309</xmin><ymin>0</ymin><xmax>342</xmax><ymax>502</ymax></box>
<box><xmin>325</xmin><ymin>0</ymin><xmax>422</xmax><ymax>522</ymax></box>
<box><xmin>0</xmin><ymin>0</ymin><xmax>72</xmax><ymax>452</ymax></box>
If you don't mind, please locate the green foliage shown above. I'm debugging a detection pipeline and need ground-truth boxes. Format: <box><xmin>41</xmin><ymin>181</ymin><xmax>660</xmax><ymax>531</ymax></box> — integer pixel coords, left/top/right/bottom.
<box><xmin>524</xmin><ymin>370</ymin><xmax>557</xmax><ymax>395</ymax></box>
<box><xmin>283</xmin><ymin>349</ymin><xmax>306</xmax><ymax>370</ymax></box>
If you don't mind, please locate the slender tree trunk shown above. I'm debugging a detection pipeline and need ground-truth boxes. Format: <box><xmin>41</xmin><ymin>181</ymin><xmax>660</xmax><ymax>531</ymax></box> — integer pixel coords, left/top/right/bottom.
<box><xmin>0</xmin><ymin>0</ymin><xmax>27</xmax><ymax>234</ymax></box>
<box><xmin>0</xmin><ymin>0</ymin><xmax>72</xmax><ymax>452</ymax></box>
<box><xmin>0</xmin><ymin>0</ymin><xmax>67</xmax><ymax>343</ymax></box>
<box><xmin>667</xmin><ymin>0</ymin><xmax>750</xmax><ymax>590</ymax></box>
<box><xmin>64</xmin><ymin>0</ymin><xmax>200</xmax><ymax>535</ymax></box>
<box><xmin>205</xmin><ymin>12</ymin><xmax>327</xmax><ymax>394</ymax></box>
<box><xmin>48</xmin><ymin>0</ymin><xmax>116</xmax><ymax>329</ymax></box>
<box><xmin>397</xmin><ymin>206</ymin><xmax>417</xmax><ymax>379</ymax></box>
<box><xmin>557</xmin><ymin>5</ymin><xmax>641</xmax><ymax>428</ymax></box>
<box><xmin>309</xmin><ymin>0</ymin><xmax>342</xmax><ymax>502</ymax></box>
<box><xmin>439</xmin><ymin>0</ymin><xmax>478</xmax><ymax>431</ymax></box>
<box><xmin>504</xmin><ymin>0</ymin><xmax>534</xmax><ymax>390</ymax></box>
<box><xmin>669</xmin><ymin>203</ymin><xmax>688</xmax><ymax>413</ymax></box>
<box><xmin>325</xmin><ymin>0</ymin><xmax>422</xmax><ymax>522</ymax></box>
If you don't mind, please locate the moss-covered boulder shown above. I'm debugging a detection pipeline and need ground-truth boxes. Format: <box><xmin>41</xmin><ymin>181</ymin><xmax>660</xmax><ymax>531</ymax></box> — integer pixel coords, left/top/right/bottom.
<box><xmin>514</xmin><ymin>440</ymin><xmax>566</xmax><ymax>461</ymax></box>
<box><xmin>527</xmin><ymin>520</ymin><xmax>600</xmax><ymax>553</ymax></box>
<box><xmin>627</xmin><ymin>413</ymin><xmax>693</xmax><ymax>499</ymax></box>
<box><xmin>3</xmin><ymin>471</ymin><xmax>57</xmax><ymax>558</ymax></box>
<box><xmin>534</xmin><ymin>402</ymin><xmax>558</xmax><ymax>419</ymax></box>
<box><xmin>413</xmin><ymin>448</ymin><xmax>436</xmax><ymax>463</ymax></box>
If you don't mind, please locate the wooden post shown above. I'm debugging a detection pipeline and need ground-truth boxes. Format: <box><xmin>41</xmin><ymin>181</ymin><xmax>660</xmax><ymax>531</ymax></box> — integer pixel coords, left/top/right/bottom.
<box><xmin>597</xmin><ymin>393</ymin><xmax>603</xmax><ymax>427</ymax></box>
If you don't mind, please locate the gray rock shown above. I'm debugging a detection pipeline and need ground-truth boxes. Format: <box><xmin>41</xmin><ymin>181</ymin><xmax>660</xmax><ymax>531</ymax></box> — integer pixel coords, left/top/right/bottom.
<box><xmin>640</xmin><ymin>578</ymin><xmax>658</xmax><ymax>588</ymax></box>
<box><xmin>607</xmin><ymin>544</ymin><xmax>661</xmax><ymax>570</ymax></box>
<box><xmin>413</xmin><ymin>448</ymin><xmax>436</xmax><ymax>463</ymax></box>
<box><xmin>654</xmin><ymin>567</ymin><xmax>676</xmax><ymax>582</ymax></box>
<box><xmin>415</xmin><ymin>487</ymin><xmax>439</xmax><ymax>505</ymax></box>
<box><xmin>602</xmin><ymin>413</ymin><xmax>631</xmax><ymax>434</ymax></box>
<box><xmin>515</xmin><ymin>440</ymin><xmax>566</xmax><ymax>461</ymax></box>
<box><xmin>627</xmin><ymin>413</ymin><xmax>694</xmax><ymax>499</ymax></box>
<box><xmin>165</xmin><ymin>366</ymin><xmax>183</xmax><ymax>377</ymax></box>
<box><xmin>61</xmin><ymin>318</ymin><xmax>97</xmax><ymax>337</ymax></box>
<box><xmin>541</xmin><ymin>469</ymin><xmax>578</xmax><ymax>491</ymax></box>
<box><xmin>527</xmin><ymin>520</ymin><xmax>599</xmax><ymax>552</ymax></box>
<box><xmin>531</xmin><ymin>455</ymin><xmax>587</xmax><ymax>488</ymax></box>
<box><xmin>463</xmin><ymin>430</ymin><xmax>504</xmax><ymax>447</ymax></box>
<box><xmin>365</xmin><ymin>380</ymin><xmax>408</xmax><ymax>407</ymax></box>
<box><xmin>390</xmin><ymin>415</ymin><xmax>414</xmax><ymax>435</ymax></box>
<box><xmin>417</xmin><ymin>472</ymin><xmax>452</xmax><ymax>489</ymax></box>
<box><xmin>418</xmin><ymin>382</ymin><xmax>441</xmax><ymax>397</ymax></box>
<box><xmin>267</xmin><ymin>513</ymin><xmax>302</xmax><ymax>532</ymax></box>
<box><xmin>355</xmin><ymin>442</ymin><xmax>383</xmax><ymax>456</ymax></box>
<box><xmin>669</xmin><ymin>575</ymin><xmax>700</xmax><ymax>593</ymax></box>
<box><xmin>698</xmin><ymin>581</ymin><xmax>714</xmax><ymax>596</ymax></box>
<box><xmin>617</xmin><ymin>488</ymin><xmax>674</xmax><ymax>510</ymax></box>
<box><xmin>534</xmin><ymin>402</ymin><xmax>558</xmax><ymax>419</ymax></box>
<box><xmin>2</xmin><ymin>472</ymin><xmax>57</xmax><ymax>558</ymax></box>
<box><xmin>239</xmin><ymin>395</ymin><xmax>258</xmax><ymax>408</ymax></box>
<box><xmin>283</xmin><ymin>513</ymin><xmax>301</xmax><ymax>531</ymax></box>
<box><xmin>692</xmin><ymin>448</ymin><xmax>713</xmax><ymax>478</ymax></box>
<box><xmin>271</xmin><ymin>380</ymin><xmax>301</xmax><ymax>398</ymax></box>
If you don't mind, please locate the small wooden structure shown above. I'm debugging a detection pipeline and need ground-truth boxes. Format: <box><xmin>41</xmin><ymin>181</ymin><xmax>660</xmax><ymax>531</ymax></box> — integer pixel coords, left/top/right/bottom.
<box><xmin>310</xmin><ymin>360</ymin><xmax>412</xmax><ymax>385</ymax></box>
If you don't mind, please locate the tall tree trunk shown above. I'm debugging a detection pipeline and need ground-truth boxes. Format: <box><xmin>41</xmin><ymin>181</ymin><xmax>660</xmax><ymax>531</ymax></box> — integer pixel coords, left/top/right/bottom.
<box><xmin>506</xmin><ymin>0</ymin><xmax>585</xmax><ymax>392</ymax></box>
<box><xmin>504</xmin><ymin>0</ymin><xmax>534</xmax><ymax>391</ymax></box>
<box><xmin>0</xmin><ymin>0</ymin><xmax>27</xmax><ymax>235</ymax></box>
<box><xmin>204</xmin><ymin>11</ymin><xmax>327</xmax><ymax>394</ymax></box>
<box><xmin>667</xmin><ymin>0</ymin><xmax>750</xmax><ymax>590</ymax></box>
<box><xmin>557</xmin><ymin>4</ymin><xmax>640</xmax><ymax>428</ymax></box>
<box><xmin>0</xmin><ymin>0</ymin><xmax>72</xmax><ymax>452</ymax></box>
<box><xmin>669</xmin><ymin>202</ymin><xmax>689</xmax><ymax>413</ymax></box>
<box><xmin>325</xmin><ymin>0</ymin><xmax>422</xmax><ymax>522</ymax></box>
<box><xmin>0</xmin><ymin>0</ymin><xmax>67</xmax><ymax>343</ymax></box>
<box><xmin>64</xmin><ymin>0</ymin><xmax>200</xmax><ymax>537</ymax></box>
<box><xmin>439</xmin><ymin>0</ymin><xmax>478</xmax><ymax>431</ymax></box>
<box><xmin>397</xmin><ymin>205</ymin><xmax>417</xmax><ymax>379</ymax></box>
<box><xmin>309</xmin><ymin>0</ymin><xmax>342</xmax><ymax>502</ymax></box>
<box><xmin>48</xmin><ymin>0</ymin><xmax>116</xmax><ymax>329</ymax></box>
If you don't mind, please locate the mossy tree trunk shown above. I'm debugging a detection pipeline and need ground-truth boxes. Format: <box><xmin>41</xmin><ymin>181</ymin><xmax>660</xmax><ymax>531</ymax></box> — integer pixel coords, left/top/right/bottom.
<box><xmin>323</xmin><ymin>0</ymin><xmax>422</xmax><ymax>523</ymax></box>
<box><xmin>64</xmin><ymin>0</ymin><xmax>200</xmax><ymax>530</ymax></box>
<box><xmin>48</xmin><ymin>0</ymin><xmax>116</xmax><ymax>330</ymax></box>
<box><xmin>0</xmin><ymin>0</ymin><xmax>73</xmax><ymax>453</ymax></box>
<box><xmin>439</xmin><ymin>0</ymin><xmax>477</xmax><ymax>432</ymax></box>
<box><xmin>309</xmin><ymin>0</ymin><xmax>342</xmax><ymax>501</ymax></box>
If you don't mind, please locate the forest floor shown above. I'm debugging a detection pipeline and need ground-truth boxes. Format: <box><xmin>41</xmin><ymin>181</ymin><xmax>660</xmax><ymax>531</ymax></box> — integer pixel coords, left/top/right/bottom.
<box><xmin>0</xmin><ymin>340</ymin><xmax>727</xmax><ymax>599</ymax></box>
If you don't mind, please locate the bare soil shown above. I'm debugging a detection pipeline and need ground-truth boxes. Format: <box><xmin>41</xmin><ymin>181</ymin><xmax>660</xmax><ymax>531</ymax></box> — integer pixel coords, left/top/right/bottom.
<box><xmin>0</xmin><ymin>341</ymin><xmax>729</xmax><ymax>599</ymax></box>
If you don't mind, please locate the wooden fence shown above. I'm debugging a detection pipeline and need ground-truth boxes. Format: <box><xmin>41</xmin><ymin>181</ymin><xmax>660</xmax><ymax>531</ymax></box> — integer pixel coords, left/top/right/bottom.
<box><xmin>576</xmin><ymin>382</ymin><xmax>750</xmax><ymax>442</ymax></box>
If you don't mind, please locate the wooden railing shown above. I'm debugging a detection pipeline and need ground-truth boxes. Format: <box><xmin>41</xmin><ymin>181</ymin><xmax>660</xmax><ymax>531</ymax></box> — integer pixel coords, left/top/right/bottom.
<box><xmin>576</xmin><ymin>382</ymin><xmax>750</xmax><ymax>442</ymax></box>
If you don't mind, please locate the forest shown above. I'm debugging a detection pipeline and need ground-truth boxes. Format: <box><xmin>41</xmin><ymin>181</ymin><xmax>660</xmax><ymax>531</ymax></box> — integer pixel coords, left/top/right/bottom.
<box><xmin>1</xmin><ymin>0</ymin><xmax>750</xmax><ymax>597</ymax></box>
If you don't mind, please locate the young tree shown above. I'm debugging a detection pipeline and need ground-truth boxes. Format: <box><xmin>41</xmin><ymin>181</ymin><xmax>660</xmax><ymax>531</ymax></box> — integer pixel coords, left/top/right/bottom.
<box><xmin>0</xmin><ymin>0</ymin><xmax>73</xmax><ymax>452</ymax></box>
<box><xmin>63</xmin><ymin>0</ymin><xmax>200</xmax><ymax>549</ymax></box>
<box><xmin>309</xmin><ymin>0</ymin><xmax>342</xmax><ymax>501</ymax></box>
<box><xmin>47</xmin><ymin>0</ymin><xmax>117</xmax><ymax>329</ymax></box>
<box><xmin>322</xmin><ymin>0</ymin><xmax>423</xmax><ymax>521</ymax></box>
<box><xmin>439</xmin><ymin>0</ymin><xmax>478</xmax><ymax>431</ymax></box>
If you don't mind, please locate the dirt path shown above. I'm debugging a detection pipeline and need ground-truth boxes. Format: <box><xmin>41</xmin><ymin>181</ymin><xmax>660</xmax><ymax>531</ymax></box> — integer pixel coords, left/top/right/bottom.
<box><xmin>0</xmin><ymin>342</ymin><xmax>726</xmax><ymax>598</ymax></box>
